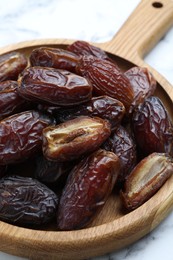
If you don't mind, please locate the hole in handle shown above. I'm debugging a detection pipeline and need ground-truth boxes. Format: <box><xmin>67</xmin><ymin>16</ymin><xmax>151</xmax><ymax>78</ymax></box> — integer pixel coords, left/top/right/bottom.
<box><xmin>152</xmin><ymin>2</ymin><xmax>163</xmax><ymax>8</ymax></box>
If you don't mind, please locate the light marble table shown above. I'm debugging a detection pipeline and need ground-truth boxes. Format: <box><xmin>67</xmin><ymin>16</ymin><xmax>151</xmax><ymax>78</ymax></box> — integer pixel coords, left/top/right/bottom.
<box><xmin>0</xmin><ymin>0</ymin><xmax>173</xmax><ymax>259</ymax></box>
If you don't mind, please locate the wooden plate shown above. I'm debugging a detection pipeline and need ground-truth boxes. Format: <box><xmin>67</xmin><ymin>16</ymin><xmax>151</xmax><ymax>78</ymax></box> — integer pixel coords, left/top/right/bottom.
<box><xmin>0</xmin><ymin>0</ymin><xmax>173</xmax><ymax>259</ymax></box>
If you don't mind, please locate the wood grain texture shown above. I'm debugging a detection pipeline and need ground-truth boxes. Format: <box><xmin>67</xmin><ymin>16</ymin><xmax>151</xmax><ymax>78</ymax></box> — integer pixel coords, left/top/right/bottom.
<box><xmin>0</xmin><ymin>0</ymin><xmax>173</xmax><ymax>259</ymax></box>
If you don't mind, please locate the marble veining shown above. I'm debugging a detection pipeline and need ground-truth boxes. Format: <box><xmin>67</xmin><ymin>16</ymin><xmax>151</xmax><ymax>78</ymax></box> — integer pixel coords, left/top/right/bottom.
<box><xmin>0</xmin><ymin>0</ymin><xmax>173</xmax><ymax>259</ymax></box>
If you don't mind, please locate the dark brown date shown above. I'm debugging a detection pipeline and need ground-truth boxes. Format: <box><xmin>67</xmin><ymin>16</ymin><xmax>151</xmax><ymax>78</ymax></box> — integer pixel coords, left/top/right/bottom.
<box><xmin>35</xmin><ymin>154</ymin><xmax>74</xmax><ymax>183</ymax></box>
<box><xmin>103</xmin><ymin>125</ymin><xmax>137</xmax><ymax>182</ymax></box>
<box><xmin>18</xmin><ymin>67</ymin><xmax>93</xmax><ymax>106</ymax></box>
<box><xmin>132</xmin><ymin>96</ymin><xmax>173</xmax><ymax>156</ymax></box>
<box><xmin>121</xmin><ymin>153</ymin><xmax>173</xmax><ymax>211</ymax></box>
<box><xmin>0</xmin><ymin>175</ymin><xmax>58</xmax><ymax>226</ymax></box>
<box><xmin>0</xmin><ymin>110</ymin><xmax>53</xmax><ymax>165</ymax></box>
<box><xmin>76</xmin><ymin>56</ymin><xmax>134</xmax><ymax>111</ymax></box>
<box><xmin>30</xmin><ymin>47</ymin><xmax>80</xmax><ymax>73</ymax></box>
<box><xmin>125</xmin><ymin>66</ymin><xmax>157</xmax><ymax>113</ymax></box>
<box><xmin>0</xmin><ymin>80</ymin><xmax>26</xmax><ymax>119</ymax></box>
<box><xmin>0</xmin><ymin>51</ymin><xmax>27</xmax><ymax>82</ymax></box>
<box><xmin>56</xmin><ymin>95</ymin><xmax>125</xmax><ymax>130</ymax></box>
<box><xmin>67</xmin><ymin>40</ymin><xmax>109</xmax><ymax>60</ymax></box>
<box><xmin>43</xmin><ymin>116</ymin><xmax>111</xmax><ymax>162</ymax></box>
<box><xmin>57</xmin><ymin>149</ymin><xmax>121</xmax><ymax>230</ymax></box>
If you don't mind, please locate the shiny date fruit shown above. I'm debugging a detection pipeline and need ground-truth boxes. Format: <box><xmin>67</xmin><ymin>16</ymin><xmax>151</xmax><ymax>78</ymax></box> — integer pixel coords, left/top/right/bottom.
<box><xmin>67</xmin><ymin>40</ymin><xmax>110</xmax><ymax>60</ymax></box>
<box><xmin>43</xmin><ymin>116</ymin><xmax>111</xmax><ymax>162</ymax></box>
<box><xmin>0</xmin><ymin>175</ymin><xmax>58</xmax><ymax>226</ymax></box>
<box><xmin>132</xmin><ymin>96</ymin><xmax>173</xmax><ymax>156</ymax></box>
<box><xmin>121</xmin><ymin>153</ymin><xmax>173</xmax><ymax>211</ymax></box>
<box><xmin>0</xmin><ymin>110</ymin><xmax>54</xmax><ymax>165</ymax></box>
<box><xmin>0</xmin><ymin>51</ymin><xmax>27</xmax><ymax>82</ymax></box>
<box><xmin>0</xmin><ymin>80</ymin><xmax>26</xmax><ymax>119</ymax></box>
<box><xmin>76</xmin><ymin>56</ymin><xmax>134</xmax><ymax>111</ymax></box>
<box><xmin>57</xmin><ymin>149</ymin><xmax>121</xmax><ymax>230</ymax></box>
<box><xmin>103</xmin><ymin>125</ymin><xmax>137</xmax><ymax>182</ymax></box>
<box><xmin>30</xmin><ymin>47</ymin><xmax>80</xmax><ymax>73</ymax></box>
<box><xmin>125</xmin><ymin>66</ymin><xmax>157</xmax><ymax>113</ymax></box>
<box><xmin>18</xmin><ymin>67</ymin><xmax>92</xmax><ymax>106</ymax></box>
<box><xmin>35</xmin><ymin>154</ymin><xmax>74</xmax><ymax>183</ymax></box>
<box><xmin>56</xmin><ymin>95</ymin><xmax>125</xmax><ymax>130</ymax></box>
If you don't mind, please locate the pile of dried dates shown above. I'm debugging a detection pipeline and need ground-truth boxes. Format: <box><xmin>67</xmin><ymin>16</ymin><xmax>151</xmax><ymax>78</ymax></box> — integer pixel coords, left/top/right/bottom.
<box><xmin>0</xmin><ymin>40</ymin><xmax>173</xmax><ymax>231</ymax></box>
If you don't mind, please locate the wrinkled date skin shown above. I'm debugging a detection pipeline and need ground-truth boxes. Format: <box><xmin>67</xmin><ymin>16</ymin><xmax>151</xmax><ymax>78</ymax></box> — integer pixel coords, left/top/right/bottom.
<box><xmin>18</xmin><ymin>67</ymin><xmax>93</xmax><ymax>106</ymax></box>
<box><xmin>125</xmin><ymin>66</ymin><xmax>157</xmax><ymax>113</ymax></box>
<box><xmin>0</xmin><ymin>80</ymin><xmax>26</xmax><ymax>119</ymax></box>
<box><xmin>0</xmin><ymin>110</ymin><xmax>53</xmax><ymax>165</ymax></box>
<box><xmin>57</xmin><ymin>149</ymin><xmax>121</xmax><ymax>230</ymax></box>
<box><xmin>35</xmin><ymin>154</ymin><xmax>74</xmax><ymax>183</ymax></box>
<box><xmin>76</xmin><ymin>56</ymin><xmax>134</xmax><ymax>111</ymax></box>
<box><xmin>103</xmin><ymin>125</ymin><xmax>137</xmax><ymax>183</ymax></box>
<box><xmin>43</xmin><ymin>116</ymin><xmax>111</xmax><ymax>162</ymax></box>
<box><xmin>67</xmin><ymin>40</ymin><xmax>110</xmax><ymax>60</ymax></box>
<box><xmin>132</xmin><ymin>96</ymin><xmax>173</xmax><ymax>156</ymax></box>
<box><xmin>0</xmin><ymin>51</ymin><xmax>27</xmax><ymax>82</ymax></box>
<box><xmin>121</xmin><ymin>153</ymin><xmax>173</xmax><ymax>211</ymax></box>
<box><xmin>0</xmin><ymin>175</ymin><xmax>58</xmax><ymax>226</ymax></box>
<box><xmin>56</xmin><ymin>95</ymin><xmax>125</xmax><ymax>130</ymax></box>
<box><xmin>30</xmin><ymin>47</ymin><xmax>80</xmax><ymax>73</ymax></box>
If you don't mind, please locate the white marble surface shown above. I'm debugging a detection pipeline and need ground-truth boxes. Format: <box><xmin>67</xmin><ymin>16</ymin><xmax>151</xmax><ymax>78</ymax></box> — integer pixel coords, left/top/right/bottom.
<box><xmin>0</xmin><ymin>0</ymin><xmax>173</xmax><ymax>259</ymax></box>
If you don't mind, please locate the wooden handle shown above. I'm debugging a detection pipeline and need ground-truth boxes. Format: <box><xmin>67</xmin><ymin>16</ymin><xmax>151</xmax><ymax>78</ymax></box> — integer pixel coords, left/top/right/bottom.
<box><xmin>100</xmin><ymin>0</ymin><xmax>173</xmax><ymax>65</ymax></box>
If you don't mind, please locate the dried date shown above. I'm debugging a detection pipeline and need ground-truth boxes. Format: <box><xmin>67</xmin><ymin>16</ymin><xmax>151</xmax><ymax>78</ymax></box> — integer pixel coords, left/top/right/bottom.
<box><xmin>30</xmin><ymin>47</ymin><xmax>80</xmax><ymax>73</ymax></box>
<box><xmin>0</xmin><ymin>51</ymin><xmax>27</xmax><ymax>82</ymax></box>
<box><xmin>56</xmin><ymin>95</ymin><xmax>125</xmax><ymax>130</ymax></box>
<box><xmin>103</xmin><ymin>125</ymin><xmax>137</xmax><ymax>183</ymax></box>
<box><xmin>43</xmin><ymin>116</ymin><xmax>111</xmax><ymax>162</ymax></box>
<box><xmin>57</xmin><ymin>149</ymin><xmax>121</xmax><ymax>230</ymax></box>
<box><xmin>76</xmin><ymin>55</ymin><xmax>134</xmax><ymax>111</ymax></box>
<box><xmin>121</xmin><ymin>153</ymin><xmax>173</xmax><ymax>211</ymax></box>
<box><xmin>0</xmin><ymin>80</ymin><xmax>26</xmax><ymax>119</ymax></box>
<box><xmin>0</xmin><ymin>175</ymin><xmax>58</xmax><ymax>226</ymax></box>
<box><xmin>67</xmin><ymin>40</ymin><xmax>110</xmax><ymax>60</ymax></box>
<box><xmin>125</xmin><ymin>66</ymin><xmax>157</xmax><ymax>113</ymax></box>
<box><xmin>0</xmin><ymin>110</ymin><xmax>54</xmax><ymax>165</ymax></box>
<box><xmin>18</xmin><ymin>67</ymin><xmax>93</xmax><ymax>106</ymax></box>
<box><xmin>132</xmin><ymin>96</ymin><xmax>173</xmax><ymax>156</ymax></box>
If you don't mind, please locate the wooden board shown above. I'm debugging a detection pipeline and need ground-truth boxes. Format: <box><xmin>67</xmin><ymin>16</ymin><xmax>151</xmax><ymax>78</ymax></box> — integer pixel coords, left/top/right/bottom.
<box><xmin>0</xmin><ymin>0</ymin><xmax>173</xmax><ymax>259</ymax></box>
